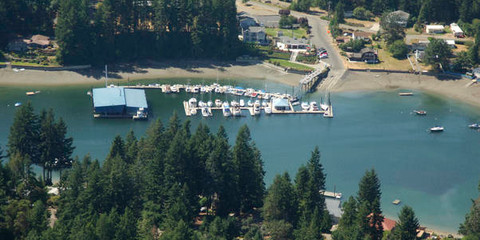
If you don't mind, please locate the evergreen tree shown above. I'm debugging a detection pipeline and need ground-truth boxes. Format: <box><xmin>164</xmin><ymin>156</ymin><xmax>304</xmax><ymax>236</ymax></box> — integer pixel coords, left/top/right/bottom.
<box><xmin>263</xmin><ymin>172</ymin><xmax>298</xmax><ymax>224</ymax></box>
<box><xmin>459</xmin><ymin>183</ymin><xmax>480</xmax><ymax>238</ymax></box>
<box><xmin>357</xmin><ymin>169</ymin><xmax>383</xmax><ymax>240</ymax></box>
<box><xmin>8</xmin><ymin>102</ymin><xmax>39</xmax><ymax>162</ymax></box>
<box><xmin>392</xmin><ymin>205</ymin><xmax>419</xmax><ymax>240</ymax></box>
<box><xmin>334</xmin><ymin>1</ymin><xmax>345</xmax><ymax>24</ymax></box>
<box><xmin>424</xmin><ymin>38</ymin><xmax>452</xmax><ymax>70</ymax></box>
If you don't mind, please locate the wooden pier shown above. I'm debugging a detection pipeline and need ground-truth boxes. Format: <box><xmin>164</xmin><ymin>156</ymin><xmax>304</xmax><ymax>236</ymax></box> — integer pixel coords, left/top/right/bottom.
<box><xmin>299</xmin><ymin>67</ymin><xmax>330</xmax><ymax>93</ymax></box>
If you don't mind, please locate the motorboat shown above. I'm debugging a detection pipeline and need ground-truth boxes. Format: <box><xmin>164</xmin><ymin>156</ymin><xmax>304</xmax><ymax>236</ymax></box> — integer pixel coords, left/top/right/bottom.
<box><xmin>188</xmin><ymin>98</ymin><xmax>197</xmax><ymax>108</ymax></box>
<box><xmin>14</xmin><ymin>102</ymin><xmax>22</xmax><ymax>107</ymax></box>
<box><xmin>200</xmin><ymin>86</ymin><xmax>206</xmax><ymax>93</ymax></box>
<box><xmin>253</xmin><ymin>102</ymin><xmax>261</xmax><ymax>115</ymax></box>
<box><xmin>190</xmin><ymin>108</ymin><xmax>197</xmax><ymax>115</ymax></box>
<box><xmin>185</xmin><ymin>86</ymin><xmax>191</xmax><ymax>93</ymax></box>
<box><xmin>222</xmin><ymin>102</ymin><xmax>231</xmax><ymax>117</ymax></box>
<box><xmin>171</xmin><ymin>85</ymin><xmax>177</xmax><ymax>93</ymax></box>
<box><xmin>239</xmin><ymin>99</ymin><xmax>245</xmax><ymax>107</ymax></box>
<box><xmin>164</xmin><ymin>85</ymin><xmax>172</xmax><ymax>93</ymax></box>
<box><xmin>265</xmin><ymin>106</ymin><xmax>272</xmax><ymax>114</ymax></box>
<box><xmin>247</xmin><ymin>100</ymin><xmax>253</xmax><ymax>107</ymax></box>
<box><xmin>201</xmin><ymin>107</ymin><xmax>212</xmax><ymax>117</ymax></box>
<box><xmin>26</xmin><ymin>91</ymin><xmax>36</xmax><ymax>96</ymax></box>
<box><xmin>215</xmin><ymin>99</ymin><xmax>222</xmax><ymax>107</ymax></box>
<box><xmin>192</xmin><ymin>86</ymin><xmax>200</xmax><ymax>93</ymax></box>
<box><xmin>301</xmin><ymin>102</ymin><xmax>310</xmax><ymax>111</ymax></box>
<box><xmin>132</xmin><ymin>107</ymin><xmax>148</xmax><ymax>120</ymax></box>
<box><xmin>414</xmin><ymin>110</ymin><xmax>427</xmax><ymax>115</ymax></box>
<box><xmin>207</xmin><ymin>100</ymin><xmax>213</xmax><ymax>107</ymax></box>
<box><xmin>232</xmin><ymin>106</ymin><xmax>242</xmax><ymax>117</ymax></box>
<box><xmin>430</xmin><ymin>126</ymin><xmax>444</xmax><ymax>132</ymax></box>
<box><xmin>320</xmin><ymin>103</ymin><xmax>329</xmax><ymax>111</ymax></box>
<box><xmin>310</xmin><ymin>101</ymin><xmax>319</xmax><ymax>111</ymax></box>
<box><xmin>231</xmin><ymin>100</ymin><xmax>239</xmax><ymax>107</ymax></box>
<box><xmin>198</xmin><ymin>101</ymin><xmax>206</xmax><ymax>107</ymax></box>
<box><xmin>87</xmin><ymin>91</ymin><xmax>92</xmax><ymax>96</ymax></box>
<box><xmin>468</xmin><ymin>123</ymin><xmax>480</xmax><ymax>129</ymax></box>
<box><xmin>254</xmin><ymin>100</ymin><xmax>260</xmax><ymax>107</ymax></box>
<box><xmin>262</xmin><ymin>101</ymin><xmax>268</xmax><ymax>107</ymax></box>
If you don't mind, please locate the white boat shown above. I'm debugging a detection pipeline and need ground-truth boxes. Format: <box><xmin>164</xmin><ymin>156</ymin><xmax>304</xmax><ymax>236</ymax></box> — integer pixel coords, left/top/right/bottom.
<box><xmin>201</xmin><ymin>107</ymin><xmax>212</xmax><ymax>117</ymax></box>
<box><xmin>198</xmin><ymin>101</ymin><xmax>206</xmax><ymax>107</ymax></box>
<box><xmin>430</xmin><ymin>126</ymin><xmax>444</xmax><ymax>132</ymax></box>
<box><xmin>192</xmin><ymin>86</ymin><xmax>200</xmax><ymax>93</ymax></box>
<box><xmin>14</xmin><ymin>102</ymin><xmax>22</xmax><ymax>107</ymax></box>
<box><xmin>239</xmin><ymin>99</ymin><xmax>245</xmax><ymax>107</ymax></box>
<box><xmin>232</xmin><ymin>106</ymin><xmax>242</xmax><ymax>116</ymax></box>
<box><xmin>215</xmin><ymin>87</ymin><xmax>221</xmax><ymax>93</ymax></box>
<box><xmin>262</xmin><ymin>101</ymin><xmax>268</xmax><ymax>107</ymax></box>
<box><xmin>231</xmin><ymin>100</ymin><xmax>239</xmax><ymax>107</ymax></box>
<box><xmin>13</xmin><ymin>68</ymin><xmax>19</xmax><ymax>72</ymax></box>
<box><xmin>215</xmin><ymin>99</ymin><xmax>222</xmax><ymax>107</ymax></box>
<box><xmin>87</xmin><ymin>91</ymin><xmax>92</xmax><ymax>96</ymax></box>
<box><xmin>320</xmin><ymin>103</ymin><xmax>329</xmax><ymax>111</ymax></box>
<box><xmin>310</xmin><ymin>101</ymin><xmax>319</xmax><ymax>111</ymax></box>
<box><xmin>190</xmin><ymin>108</ymin><xmax>197</xmax><ymax>115</ymax></box>
<box><xmin>26</xmin><ymin>91</ymin><xmax>36</xmax><ymax>96</ymax></box>
<box><xmin>222</xmin><ymin>102</ymin><xmax>231</xmax><ymax>117</ymax></box>
<box><xmin>171</xmin><ymin>85</ymin><xmax>178</xmax><ymax>93</ymax></box>
<box><xmin>301</xmin><ymin>102</ymin><xmax>310</xmax><ymax>111</ymax></box>
<box><xmin>265</xmin><ymin>106</ymin><xmax>272</xmax><ymax>114</ymax></box>
<box><xmin>468</xmin><ymin>123</ymin><xmax>480</xmax><ymax>129</ymax></box>
<box><xmin>132</xmin><ymin>107</ymin><xmax>148</xmax><ymax>120</ymax></box>
<box><xmin>164</xmin><ymin>85</ymin><xmax>172</xmax><ymax>93</ymax></box>
<box><xmin>188</xmin><ymin>98</ymin><xmax>197</xmax><ymax>108</ymax></box>
<box><xmin>200</xmin><ymin>86</ymin><xmax>206</xmax><ymax>93</ymax></box>
<box><xmin>185</xmin><ymin>86</ymin><xmax>191</xmax><ymax>93</ymax></box>
<box><xmin>207</xmin><ymin>100</ymin><xmax>213</xmax><ymax>107</ymax></box>
<box><xmin>247</xmin><ymin>100</ymin><xmax>253</xmax><ymax>107</ymax></box>
<box><xmin>253</xmin><ymin>103</ymin><xmax>261</xmax><ymax>115</ymax></box>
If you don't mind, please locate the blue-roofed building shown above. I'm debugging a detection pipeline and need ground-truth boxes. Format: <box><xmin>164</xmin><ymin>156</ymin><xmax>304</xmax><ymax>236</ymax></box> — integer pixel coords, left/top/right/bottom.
<box><xmin>272</xmin><ymin>98</ymin><xmax>290</xmax><ymax>111</ymax></box>
<box><xmin>92</xmin><ymin>87</ymin><xmax>148</xmax><ymax>117</ymax></box>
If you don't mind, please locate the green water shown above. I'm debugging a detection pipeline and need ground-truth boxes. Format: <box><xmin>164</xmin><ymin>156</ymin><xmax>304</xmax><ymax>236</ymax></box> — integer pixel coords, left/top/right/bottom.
<box><xmin>1</xmin><ymin>78</ymin><xmax>480</xmax><ymax>232</ymax></box>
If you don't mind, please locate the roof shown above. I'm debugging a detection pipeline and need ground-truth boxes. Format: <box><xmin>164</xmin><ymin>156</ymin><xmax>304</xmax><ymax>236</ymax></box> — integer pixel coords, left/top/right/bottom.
<box><xmin>426</xmin><ymin>25</ymin><xmax>444</xmax><ymax>30</ymax></box>
<box><xmin>240</xmin><ymin>17</ymin><xmax>257</xmax><ymax>29</ymax></box>
<box><xmin>254</xmin><ymin>15</ymin><xmax>280</xmax><ymax>28</ymax></box>
<box><xmin>278</xmin><ymin>36</ymin><xmax>309</xmax><ymax>45</ymax></box>
<box><xmin>390</xmin><ymin>10</ymin><xmax>410</xmax><ymax>19</ymax></box>
<box><xmin>353</xmin><ymin>31</ymin><xmax>372</xmax><ymax>39</ymax></box>
<box><xmin>93</xmin><ymin>87</ymin><xmax>126</xmax><ymax>107</ymax></box>
<box><xmin>382</xmin><ymin>217</ymin><xmax>397</xmax><ymax>231</ymax></box>
<box><xmin>445</xmin><ymin>39</ymin><xmax>455</xmax><ymax>45</ymax></box>
<box><xmin>272</xmin><ymin>98</ymin><xmax>289</xmax><ymax>107</ymax></box>
<box><xmin>247</xmin><ymin>26</ymin><xmax>265</xmax><ymax>33</ymax></box>
<box><xmin>450</xmin><ymin>23</ymin><xmax>463</xmax><ymax>33</ymax></box>
<box><xmin>325</xmin><ymin>198</ymin><xmax>343</xmax><ymax>219</ymax></box>
<box><xmin>30</xmin><ymin>35</ymin><xmax>50</xmax><ymax>46</ymax></box>
<box><xmin>124</xmin><ymin>89</ymin><xmax>148</xmax><ymax>109</ymax></box>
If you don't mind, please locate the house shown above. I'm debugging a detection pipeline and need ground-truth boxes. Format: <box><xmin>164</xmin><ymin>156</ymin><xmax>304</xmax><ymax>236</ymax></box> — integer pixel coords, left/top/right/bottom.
<box><xmin>243</xmin><ymin>26</ymin><xmax>267</xmax><ymax>44</ymax></box>
<box><xmin>29</xmin><ymin>35</ymin><xmax>51</xmax><ymax>48</ymax></box>
<box><xmin>276</xmin><ymin>36</ymin><xmax>310</xmax><ymax>52</ymax></box>
<box><xmin>6</xmin><ymin>34</ymin><xmax>52</xmax><ymax>52</ymax></box>
<box><xmin>6</xmin><ymin>39</ymin><xmax>28</xmax><ymax>52</ymax></box>
<box><xmin>335</xmin><ymin>36</ymin><xmax>351</xmax><ymax>43</ymax></box>
<box><xmin>239</xmin><ymin>17</ymin><xmax>258</xmax><ymax>31</ymax></box>
<box><xmin>411</xmin><ymin>40</ymin><xmax>429</xmax><ymax>51</ymax></box>
<box><xmin>254</xmin><ymin>15</ymin><xmax>280</xmax><ymax>28</ymax></box>
<box><xmin>352</xmin><ymin>31</ymin><xmax>372</xmax><ymax>42</ymax></box>
<box><xmin>444</xmin><ymin>39</ymin><xmax>456</xmax><ymax>48</ymax></box>
<box><xmin>426</xmin><ymin>25</ymin><xmax>444</xmax><ymax>34</ymax></box>
<box><xmin>382</xmin><ymin>217</ymin><xmax>397</xmax><ymax>231</ymax></box>
<box><xmin>388</xmin><ymin>10</ymin><xmax>410</xmax><ymax>27</ymax></box>
<box><xmin>450</xmin><ymin>23</ymin><xmax>464</xmax><ymax>38</ymax></box>
<box><xmin>325</xmin><ymin>197</ymin><xmax>343</xmax><ymax>224</ymax></box>
<box><xmin>346</xmin><ymin>47</ymin><xmax>378</xmax><ymax>63</ymax></box>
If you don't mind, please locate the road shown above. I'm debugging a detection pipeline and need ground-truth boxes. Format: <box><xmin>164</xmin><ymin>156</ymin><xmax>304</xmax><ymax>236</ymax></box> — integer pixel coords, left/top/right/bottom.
<box><xmin>237</xmin><ymin>0</ymin><xmax>346</xmax><ymax>90</ymax></box>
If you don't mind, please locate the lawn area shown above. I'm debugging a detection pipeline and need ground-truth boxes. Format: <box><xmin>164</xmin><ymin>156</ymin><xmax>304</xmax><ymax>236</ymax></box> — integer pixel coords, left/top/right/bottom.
<box><xmin>269</xmin><ymin>58</ymin><xmax>315</xmax><ymax>71</ymax></box>
<box><xmin>265</xmin><ymin>27</ymin><xmax>308</xmax><ymax>39</ymax></box>
<box><xmin>254</xmin><ymin>44</ymin><xmax>314</xmax><ymax>71</ymax></box>
<box><xmin>346</xmin><ymin>42</ymin><xmax>413</xmax><ymax>71</ymax></box>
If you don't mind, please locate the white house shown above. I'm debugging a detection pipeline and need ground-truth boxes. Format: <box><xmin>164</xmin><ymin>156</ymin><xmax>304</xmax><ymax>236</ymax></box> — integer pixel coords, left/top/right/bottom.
<box><xmin>444</xmin><ymin>39</ymin><xmax>456</xmax><ymax>48</ymax></box>
<box><xmin>352</xmin><ymin>31</ymin><xmax>372</xmax><ymax>42</ymax></box>
<box><xmin>426</xmin><ymin>25</ymin><xmax>444</xmax><ymax>34</ymax></box>
<box><xmin>450</xmin><ymin>23</ymin><xmax>464</xmax><ymax>38</ymax></box>
<box><xmin>276</xmin><ymin>36</ymin><xmax>309</xmax><ymax>52</ymax></box>
<box><xmin>243</xmin><ymin>26</ymin><xmax>267</xmax><ymax>44</ymax></box>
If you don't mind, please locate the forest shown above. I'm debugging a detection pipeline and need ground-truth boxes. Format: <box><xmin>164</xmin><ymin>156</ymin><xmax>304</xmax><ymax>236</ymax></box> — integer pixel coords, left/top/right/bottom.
<box><xmin>0</xmin><ymin>0</ymin><xmax>242</xmax><ymax>65</ymax></box>
<box><xmin>2</xmin><ymin>104</ymin><xmax>480</xmax><ymax>239</ymax></box>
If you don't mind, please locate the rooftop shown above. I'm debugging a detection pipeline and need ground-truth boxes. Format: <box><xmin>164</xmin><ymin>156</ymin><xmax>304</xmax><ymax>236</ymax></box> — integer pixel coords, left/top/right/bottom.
<box><xmin>247</xmin><ymin>26</ymin><xmax>265</xmax><ymax>33</ymax></box>
<box><xmin>389</xmin><ymin>10</ymin><xmax>410</xmax><ymax>19</ymax></box>
<box><xmin>325</xmin><ymin>198</ymin><xmax>343</xmax><ymax>219</ymax></box>
<box><xmin>124</xmin><ymin>89</ymin><xmax>148</xmax><ymax>109</ymax></box>
<box><xmin>272</xmin><ymin>98</ymin><xmax>290</xmax><ymax>108</ymax></box>
<box><xmin>278</xmin><ymin>36</ymin><xmax>309</xmax><ymax>45</ymax></box>
<box><xmin>254</xmin><ymin>15</ymin><xmax>280</xmax><ymax>28</ymax></box>
<box><xmin>93</xmin><ymin>87</ymin><xmax>126</xmax><ymax>107</ymax></box>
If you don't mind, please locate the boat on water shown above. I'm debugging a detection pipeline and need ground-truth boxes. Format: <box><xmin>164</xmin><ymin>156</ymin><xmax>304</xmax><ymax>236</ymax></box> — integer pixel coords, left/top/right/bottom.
<box><xmin>15</xmin><ymin>102</ymin><xmax>22</xmax><ymax>107</ymax></box>
<box><xmin>198</xmin><ymin>101</ymin><xmax>206</xmax><ymax>107</ymax></box>
<box><xmin>87</xmin><ymin>91</ymin><xmax>92</xmax><ymax>96</ymax></box>
<box><xmin>188</xmin><ymin>98</ymin><xmax>197</xmax><ymax>108</ymax></box>
<box><xmin>185</xmin><ymin>86</ymin><xmax>191</xmax><ymax>93</ymax></box>
<box><xmin>201</xmin><ymin>107</ymin><xmax>212</xmax><ymax>117</ymax></box>
<box><xmin>414</xmin><ymin>110</ymin><xmax>427</xmax><ymax>115</ymax></box>
<box><xmin>200</xmin><ymin>86</ymin><xmax>206</xmax><ymax>93</ymax></box>
<box><xmin>320</xmin><ymin>103</ymin><xmax>329</xmax><ymax>111</ymax></box>
<box><xmin>253</xmin><ymin>103</ymin><xmax>261</xmax><ymax>115</ymax></box>
<box><xmin>430</xmin><ymin>126</ymin><xmax>444</xmax><ymax>132</ymax></box>
<box><xmin>392</xmin><ymin>199</ymin><xmax>401</xmax><ymax>205</ymax></box>
<box><xmin>310</xmin><ymin>101</ymin><xmax>319</xmax><ymax>111</ymax></box>
<box><xmin>399</xmin><ymin>92</ymin><xmax>413</xmax><ymax>96</ymax></box>
<box><xmin>301</xmin><ymin>102</ymin><xmax>310</xmax><ymax>111</ymax></box>
<box><xmin>247</xmin><ymin>100</ymin><xmax>253</xmax><ymax>107</ymax></box>
<box><xmin>231</xmin><ymin>100</ymin><xmax>239</xmax><ymax>107</ymax></box>
<box><xmin>231</xmin><ymin>106</ymin><xmax>242</xmax><ymax>117</ymax></box>
<box><xmin>132</xmin><ymin>107</ymin><xmax>148</xmax><ymax>120</ymax></box>
<box><xmin>190</xmin><ymin>108</ymin><xmax>197</xmax><ymax>115</ymax></box>
<box><xmin>192</xmin><ymin>86</ymin><xmax>200</xmax><ymax>93</ymax></box>
<box><xmin>164</xmin><ymin>85</ymin><xmax>172</xmax><ymax>93</ymax></box>
<box><xmin>222</xmin><ymin>102</ymin><xmax>231</xmax><ymax>117</ymax></box>
<box><xmin>265</xmin><ymin>106</ymin><xmax>272</xmax><ymax>114</ymax></box>
<box><xmin>468</xmin><ymin>123</ymin><xmax>480</xmax><ymax>129</ymax></box>
<box><xmin>239</xmin><ymin>99</ymin><xmax>245</xmax><ymax>107</ymax></box>
<box><xmin>26</xmin><ymin>91</ymin><xmax>37</xmax><ymax>96</ymax></box>
<box><xmin>254</xmin><ymin>100</ymin><xmax>260</xmax><ymax>106</ymax></box>
<box><xmin>215</xmin><ymin>99</ymin><xmax>222</xmax><ymax>107</ymax></box>
<box><xmin>262</xmin><ymin>100</ymin><xmax>268</xmax><ymax>107</ymax></box>
<box><xmin>171</xmin><ymin>85</ymin><xmax>178</xmax><ymax>93</ymax></box>
<box><xmin>207</xmin><ymin>100</ymin><xmax>213</xmax><ymax>107</ymax></box>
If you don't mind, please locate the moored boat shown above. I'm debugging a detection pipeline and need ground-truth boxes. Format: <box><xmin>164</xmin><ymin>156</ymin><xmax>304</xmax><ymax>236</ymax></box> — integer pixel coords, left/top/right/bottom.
<box><xmin>430</xmin><ymin>126</ymin><xmax>444</xmax><ymax>132</ymax></box>
<box><xmin>414</xmin><ymin>110</ymin><xmax>427</xmax><ymax>115</ymax></box>
<box><xmin>15</xmin><ymin>102</ymin><xmax>22</xmax><ymax>107</ymax></box>
<box><xmin>310</xmin><ymin>101</ymin><xmax>319</xmax><ymax>111</ymax></box>
<box><xmin>264</xmin><ymin>106</ymin><xmax>272</xmax><ymax>114</ymax></box>
<box><xmin>207</xmin><ymin>100</ymin><xmax>213</xmax><ymax>107</ymax></box>
<box><xmin>253</xmin><ymin>102</ymin><xmax>261</xmax><ymax>115</ymax></box>
<box><xmin>215</xmin><ymin>99</ymin><xmax>222</xmax><ymax>107</ymax></box>
<box><xmin>188</xmin><ymin>98</ymin><xmax>197</xmax><ymax>108</ymax></box>
<box><xmin>239</xmin><ymin>99</ymin><xmax>245</xmax><ymax>107</ymax></box>
<box><xmin>201</xmin><ymin>107</ymin><xmax>212</xmax><ymax>117</ymax></box>
<box><xmin>132</xmin><ymin>107</ymin><xmax>148</xmax><ymax>120</ymax></box>
<box><xmin>222</xmin><ymin>102</ymin><xmax>231</xmax><ymax>117</ymax></box>
<box><xmin>301</xmin><ymin>102</ymin><xmax>310</xmax><ymax>111</ymax></box>
<box><xmin>468</xmin><ymin>123</ymin><xmax>480</xmax><ymax>129</ymax></box>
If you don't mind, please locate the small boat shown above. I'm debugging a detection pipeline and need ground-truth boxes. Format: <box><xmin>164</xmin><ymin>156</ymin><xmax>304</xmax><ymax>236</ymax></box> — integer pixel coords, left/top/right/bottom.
<box><xmin>239</xmin><ymin>99</ymin><xmax>245</xmax><ymax>107</ymax></box>
<box><xmin>232</xmin><ymin>107</ymin><xmax>242</xmax><ymax>117</ymax></box>
<box><xmin>200</xmin><ymin>86</ymin><xmax>206</xmax><ymax>93</ymax></box>
<box><xmin>231</xmin><ymin>100</ymin><xmax>239</xmax><ymax>107</ymax></box>
<box><xmin>198</xmin><ymin>101</ymin><xmax>206</xmax><ymax>107</ymax></box>
<box><xmin>399</xmin><ymin>92</ymin><xmax>413</xmax><ymax>96</ymax></box>
<box><xmin>392</xmin><ymin>199</ymin><xmax>401</xmax><ymax>205</ymax></box>
<box><xmin>247</xmin><ymin>100</ymin><xmax>253</xmax><ymax>107</ymax></box>
<box><xmin>164</xmin><ymin>85</ymin><xmax>172</xmax><ymax>93</ymax></box>
<box><xmin>430</xmin><ymin>126</ymin><xmax>444</xmax><ymax>132</ymax></box>
<box><xmin>26</xmin><ymin>91</ymin><xmax>36</xmax><ymax>96</ymax></box>
<box><xmin>185</xmin><ymin>86</ymin><xmax>191</xmax><ymax>93</ymax></box>
<box><xmin>468</xmin><ymin>123</ymin><xmax>480</xmax><ymax>129</ymax></box>
<box><xmin>14</xmin><ymin>102</ymin><xmax>22</xmax><ymax>107</ymax></box>
<box><xmin>190</xmin><ymin>108</ymin><xmax>197</xmax><ymax>115</ymax></box>
<box><xmin>207</xmin><ymin>100</ymin><xmax>213</xmax><ymax>107</ymax></box>
<box><xmin>301</xmin><ymin>102</ymin><xmax>310</xmax><ymax>111</ymax></box>
<box><xmin>201</xmin><ymin>107</ymin><xmax>212</xmax><ymax>117</ymax></box>
<box><xmin>188</xmin><ymin>98</ymin><xmax>197</xmax><ymax>108</ymax></box>
<box><xmin>310</xmin><ymin>101</ymin><xmax>319</xmax><ymax>111</ymax></box>
<box><xmin>192</xmin><ymin>86</ymin><xmax>200</xmax><ymax>93</ymax></box>
<box><xmin>215</xmin><ymin>87</ymin><xmax>221</xmax><ymax>93</ymax></box>
<box><xmin>35</xmin><ymin>90</ymin><xmax>41</xmax><ymax>94</ymax></box>
<box><xmin>171</xmin><ymin>85</ymin><xmax>177</xmax><ymax>93</ymax></box>
<box><xmin>265</xmin><ymin>106</ymin><xmax>272</xmax><ymax>114</ymax></box>
<box><xmin>253</xmin><ymin>103</ymin><xmax>261</xmax><ymax>115</ymax></box>
<box><xmin>414</xmin><ymin>110</ymin><xmax>427</xmax><ymax>116</ymax></box>
<box><xmin>262</xmin><ymin>101</ymin><xmax>268</xmax><ymax>107</ymax></box>
<box><xmin>87</xmin><ymin>91</ymin><xmax>92</xmax><ymax>96</ymax></box>
<box><xmin>222</xmin><ymin>103</ymin><xmax>231</xmax><ymax>117</ymax></box>
<box><xmin>254</xmin><ymin>100</ymin><xmax>260</xmax><ymax>106</ymax></box>
<box><xmin>215</xmin><ymin>99</ymin><xmax>222</xmax><ymax>107</ymax></box>
<box><xmin>132</xmin><ymin>107</ymin><xmax>148</xmax><ymax>120</ymax></box>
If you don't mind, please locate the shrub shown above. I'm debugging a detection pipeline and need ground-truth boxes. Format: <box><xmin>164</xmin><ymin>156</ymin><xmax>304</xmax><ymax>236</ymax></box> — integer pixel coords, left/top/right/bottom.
<box><xmin>340</xmin><ymin>39</ymin><xmax>366</xmax><ymax>52</ymax></box>
<box><xmin>353</xmin><ymin>7</ymin><xmax>373</xmax><ymax>20</ymax></box>
<box><xmin>388</xmin><ymin>40</ymin><xmax>409</xmax><ymax>59</ymax></box>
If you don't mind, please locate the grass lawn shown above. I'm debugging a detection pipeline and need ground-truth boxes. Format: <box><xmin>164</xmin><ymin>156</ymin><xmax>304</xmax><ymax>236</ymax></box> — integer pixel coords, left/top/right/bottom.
<box><xmin>269</xmin><ymin>58</ymin><xmax>314</xmax><ymax>71</ymax></box>
<box><xmin>254</xmin><ymin>44</ymin><xmax>314</xmax><ymax>71</ymax></box>
<box><xmin>347</xmin><ymin>41</ymin><xmax>413</xmax><ymax>71</ymax></box>
<box><xmin>265</xmin><ymin>27</ymin><xmax>308</xmax><ymax>39</ymax></box>
<box><xmin>8</xmin><ymin>61</ymin><xmax>61</xmax><ymax>67</ymax></box>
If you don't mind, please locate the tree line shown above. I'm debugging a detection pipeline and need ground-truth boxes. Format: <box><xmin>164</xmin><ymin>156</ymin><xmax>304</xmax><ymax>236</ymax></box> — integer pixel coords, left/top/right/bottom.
<box><xmin>0</xmin><ymin>0</ymin><xmax>242</xmax><ymax>65</ymax></box>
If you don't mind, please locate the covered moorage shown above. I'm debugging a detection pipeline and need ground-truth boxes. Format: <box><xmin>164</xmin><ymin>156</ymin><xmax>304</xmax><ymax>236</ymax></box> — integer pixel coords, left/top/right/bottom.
<box><xmin>92</xmin><ymin>87</ymin><xmax>148</xmax><ymax>117</ymax></box>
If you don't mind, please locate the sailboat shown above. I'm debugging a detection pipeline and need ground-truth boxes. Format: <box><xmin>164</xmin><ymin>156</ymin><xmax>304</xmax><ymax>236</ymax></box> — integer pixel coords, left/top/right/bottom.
<box><xmin>320</xmin><ymin>92</ymin><xmax>330</xmax><ymax>111</ymax></box>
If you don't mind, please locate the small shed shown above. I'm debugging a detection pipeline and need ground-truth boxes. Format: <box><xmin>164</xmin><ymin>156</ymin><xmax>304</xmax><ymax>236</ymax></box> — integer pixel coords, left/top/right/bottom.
<box><xmin>272</xmin><ymin>98</ymin><xmax>290</xmax><ymax>111</ymax></box>
<box><xmin>450</xmin><ymin>23</ymin><xmax>464</xmax><ymax>38</ymax></box>
<box><xmin>426</xmin><ymin>25</ymin><xmax>444</xmax><ymax>34</ymax></box>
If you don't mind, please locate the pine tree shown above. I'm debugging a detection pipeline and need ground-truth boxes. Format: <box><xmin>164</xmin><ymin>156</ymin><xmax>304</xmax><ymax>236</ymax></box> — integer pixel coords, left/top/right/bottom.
<box><xmin>392</xmin><ymin>205</ymin><xmax>419</xmax><ymax>240</ymax></box>
<box><xmin>263</xmin><ymin>172</ymin><xmax>298</xmax><ymax>224</ymax></box>
<box><xmin>8</xmin><ymin>102</ymin><xmax>39</xmax><ymax>162</ymax></box>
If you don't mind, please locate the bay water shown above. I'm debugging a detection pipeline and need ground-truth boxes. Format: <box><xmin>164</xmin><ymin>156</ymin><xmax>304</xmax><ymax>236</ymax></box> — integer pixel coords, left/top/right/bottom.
<box><xmin>1</xmin><ymin>78</ymin><xmax>479</xmax><ymax>232</ymax></box>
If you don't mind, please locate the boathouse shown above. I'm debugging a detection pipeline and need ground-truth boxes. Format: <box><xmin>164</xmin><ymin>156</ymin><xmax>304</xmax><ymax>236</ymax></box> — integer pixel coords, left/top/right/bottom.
<box><xmin>272</xmin><ymin>98</ymin><xmax>290</xmax><ymax>111</ymax></box>
<box><xmin>92</xmin><ymin>87</ymin><xmax>148</xmax><ymax>116</ymax></box>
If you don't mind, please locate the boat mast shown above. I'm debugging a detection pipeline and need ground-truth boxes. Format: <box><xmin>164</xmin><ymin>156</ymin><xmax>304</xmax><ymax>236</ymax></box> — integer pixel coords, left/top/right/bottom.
<box><xmin>104</xmin><ymin>65</ymin><xmax>108</xmax><ymax>87</ymax></box>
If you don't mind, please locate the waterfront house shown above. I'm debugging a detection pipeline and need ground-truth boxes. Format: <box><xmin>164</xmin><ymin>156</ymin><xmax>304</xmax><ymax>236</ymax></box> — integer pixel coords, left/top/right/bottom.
<box><xmin>243</xmin><ymin>26</ymin><xmax>267</xmax><ymax>44</ymax></box>
<box><xmin>352</xmin><ymin>31</ymin><xmax>372</xmax><ymax>43</ymax></box>
<box><xmin>426</xmin><ymin>25</ymin><xmax>444</xmax><ymax>34</ymax></box>
<box><xmin>387</xmin><ymin>10</ymin><xmax>410</xmax><ymax>27</ymax></box>
<box><xmin>346</xmin><ymin>48</ymin><xmax>378</xmax><ymax>63</ymax></box>
<box><xmin>450</xmin><ymin>23</ymin><xmax>464</xmax><ymax>38</ymax></box>
<box><xmin>6</xmin><ymin>34</ymin><xmax>52</xmax><ymax>52</ymax></box>
<box><xmin>276</xmin><ymin>36</ymin><xmax>309</xmax><ymax>52</ymax></box>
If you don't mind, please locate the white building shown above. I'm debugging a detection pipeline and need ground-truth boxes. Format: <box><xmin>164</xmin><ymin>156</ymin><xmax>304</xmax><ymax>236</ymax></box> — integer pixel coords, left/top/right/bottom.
<box><xmin>426</xmin><ymin>25</ymin><xmax>445</xmax><ymax>34</ymax></box>
<box><xmin>243</xmin><ymin>26</ymin><xmax>267</xmax><ymax>44</ymax></box>
<box><xmin>276</xmin><ymin>36</ymin><xmax>310</xmax><ymax>52</ymax></box>
<box><xmin>450</xmin><ymin>23</ymin><xmax>464</xmax><ymax>38</ymax></box>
